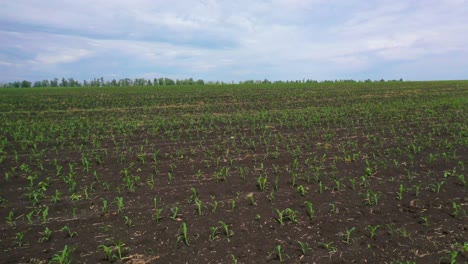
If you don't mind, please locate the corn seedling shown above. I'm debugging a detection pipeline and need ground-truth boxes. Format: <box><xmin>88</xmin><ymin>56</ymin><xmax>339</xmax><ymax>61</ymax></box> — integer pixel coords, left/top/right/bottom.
<box><xmin>452</xmin><ymin>201</ymin><xmax>465</xmax><ymax>218</ymax></box>
<box><xmin>170</xmin><ymin>206</ymin><xmax>180</xmax><ymax>220</ymax></box>
<box><xmin>176</xmin><ymin>222</ymin><xmax>190</xmax><ymax>246</ymax></box>
<box><xmin>343</xmin><ymin>227</ymin><xmax>356</xmax><ymax>244</ymax></box>
<box><xmin>304</xmin><ymin>201</ymin><xmax>315</xmax><ymax>220</ymax></box>
<box><xmin>194</xmin><ymin>199</ymin><xmax>203</xmax><ymax>216</ymax></box>
<box><xmin>296</xmin><ymin>185</ymin><xmax>307</xmax><ymax>196</ymax></box>
<box><xmin>231</xmin><ymin>254</ymin><xmax>238</xmax><ymax>264</ymax></box>
<box><xmin>247</xmin><ymin>193</ymin><xmax>257</xmax><ymax>206</ymax></box>
<box><xmin>412</xmin><ymin>184</ymin><xmax>422</xmax><ymax>197</ymax></box>
<box><xmin>367</xmin><ymin>225</ymin><xmax>380</xmax><ymax>239</ymax></box>
<box><xmin>268</xmin><ymin>244</ymin><xmax>284</xmax><ymax>262</ymax></box>
<box><xmin>152</xmin><ymin>208</ymin><xmax>164</xmax><ymax>223</ymax></box>
<box><xmin>363</xmin><ymin>190</ymin><xmax>381</xmax><ymax>206</ymax></box>
<box><xmin>218</xmin><ymin>221</ymin><xmax>234</xmax><ymax>240</ymax></box>
<box><xmin>320</xmin><ymin>241</ymin><xmax>337</xmax><ymax>252</ymax></box>
<box><xmin>257</xmin><ymin>174</ymin><xmax>267</xmax><ymax>191</ymax></box>
<box><xmin>115</xmin><ymin>197</ymin><xmax>124</xmax><ymax>214</ymax></box>
<box><xmin>296</xmin><ymin>241</ymin><xmax>312</xmax><ymax>256</ymax></box>
<box><xmin>98</xmin><ymin>244</ymin><xmax>116</xmax><ymax>262</ymax></box>
<box><xmin>50</xmin><ymin>245</ymin><xmax>75</xmax><ymax>264</ymax></box>
<box><xmin>419</xmin><ymin>216</ymin><xmax>429</xmax><ymax>226</ymax></box>
<box><xmin>430</xmin><ymin>181</ymin><xmax>445</xmax><ymax>193</ymax></box>
<box><xmin>395</xmin><ymin>184</ymin><xmax>406</xmax><ymax>200</ymax></box>
<box><xmin>209</xmin><ymin>226</ymin><xmax>219</xmax><ymax>240</ymax></box>
<box><xmin>61</xmin><ymin>226</ymin><xmax>77</xmax><ymax>238</ymax></box>
<box><xmin>42</xmin><ymin>206</ymin><xmax>49</xmax><ymax>223</ymax></box>
<box><xmin>39</xmin><ymin>227</ymin><xmax>52</xmax><ymax>243</ymax></box>
<box><xmin>6</xmin><ymin>210</ymin><xmax>15</xmax><ymax>226</ymax></box>
<box><xmin>124</xmin><ymin>216</ymin><xmax>133</xmax><ymax>227</ymax></box>
<box><xmin>15</xmin><ymin>231</ymin><xmax>25</xmax><ymax>247</ymax></box>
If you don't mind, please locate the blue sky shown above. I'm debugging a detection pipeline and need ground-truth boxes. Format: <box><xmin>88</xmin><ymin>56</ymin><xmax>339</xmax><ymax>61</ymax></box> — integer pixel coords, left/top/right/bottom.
<box><xmin>0</xmin><ymin>0</ymin><xmax>467</xmax><ymax>82</ymax></box>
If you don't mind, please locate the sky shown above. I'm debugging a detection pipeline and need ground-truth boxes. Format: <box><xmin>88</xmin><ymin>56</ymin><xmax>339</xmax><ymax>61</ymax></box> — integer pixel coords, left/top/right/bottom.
<box><xmin>0</xmin><ymin>0</ymin><xmax>467</xmax><ymax>83</ymax></box>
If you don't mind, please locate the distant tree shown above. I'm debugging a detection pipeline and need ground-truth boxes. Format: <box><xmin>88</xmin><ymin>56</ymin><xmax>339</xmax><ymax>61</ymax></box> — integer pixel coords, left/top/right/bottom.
<box><xmin>60</xmin><ymin>78</ymin><xmax>68</xmax><ymax>87</ymax></box>
<box><xmin>21</xmin><ymin>80</ymin><xmax>31</xmax><ymax>88</ymax></box>
<box><xmin>164</xmin><ymin>78</ymin><xmax>175</xmax><ymax>85</ymax></box>
<box><xmin>50</xmin><ymin>78</ymin><xmax>59</xmax><ymax>87</ymax></box>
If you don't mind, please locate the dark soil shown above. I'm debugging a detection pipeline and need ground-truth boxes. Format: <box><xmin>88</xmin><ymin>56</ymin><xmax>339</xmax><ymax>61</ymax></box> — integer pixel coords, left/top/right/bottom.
<box><xmin>0</xmin><ymin>83</ymin><xmax>467</xmax><ymax>264</ymax></box>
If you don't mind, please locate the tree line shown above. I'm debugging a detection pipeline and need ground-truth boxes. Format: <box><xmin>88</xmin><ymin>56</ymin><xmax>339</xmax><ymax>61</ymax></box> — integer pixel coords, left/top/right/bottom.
<box><xmin>2</xmin><ymin>77</ymin><xmax>403</xmax><ymax>88</ymax></box>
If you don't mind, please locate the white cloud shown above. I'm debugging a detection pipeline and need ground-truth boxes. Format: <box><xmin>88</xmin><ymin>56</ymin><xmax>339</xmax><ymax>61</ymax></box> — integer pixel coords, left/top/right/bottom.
<box><xmin>0</xmin><ymin>0</ymin><xmax>467</xmax><ymax>81</ymax></box>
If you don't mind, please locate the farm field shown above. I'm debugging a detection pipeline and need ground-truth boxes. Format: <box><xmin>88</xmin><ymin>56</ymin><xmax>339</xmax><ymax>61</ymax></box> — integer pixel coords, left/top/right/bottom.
<box><xmin>0</xmin><ymin>81</ymin><xmax>467</xmax><ymax>263</ymax></box>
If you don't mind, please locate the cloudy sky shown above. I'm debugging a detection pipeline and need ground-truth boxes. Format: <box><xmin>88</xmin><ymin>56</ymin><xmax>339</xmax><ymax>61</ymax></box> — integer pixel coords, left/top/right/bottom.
<box><xmin>0</xmin><ymin>0</ymin><xmax>467</xmax><ymax>82</ymax></box>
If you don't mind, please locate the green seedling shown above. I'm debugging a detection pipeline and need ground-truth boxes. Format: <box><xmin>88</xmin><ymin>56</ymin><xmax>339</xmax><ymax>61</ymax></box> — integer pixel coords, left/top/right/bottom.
<box><xmin>102</xmin><ymin>198</ymin><xmax>109</xmax><ymax>214</ymax></box>
<box><xmin>61</xmin><ymin>226</ymin><xmax>78</xmax><ymax>238</ymax></box>
<box><xmin>218</xmin><ymin>221</ymin><xmax>234</xmax><ymax>240</ymax></box>
<box><xmin>50</xmin><ymin>245</ymin><xmax>75</xmax><ymax>264</ymax></box>
<box><xmin>39</xmin><ymin>227</ymin><xmax>52</xmax><ymax>243</ymax></box>
<box><xmin>395</xmin><ymin>184</ymin><xmax>405</xmax><ymax>200</ymax></box>
<box><xmin>420</xmin><ymin>216</ymin><xmax>429</xmax><ymax>226</ymax></box>
<box><xmin>51</xmin><ymin>190</ymin><xmax>61</xmax><ymax>203</ymax></box>
<box><xmin>367</xmin><ymin>225</ymin><xmax>380</xmax><ymax>239</ymax></box>
<box><xmin>124</xmin><ymin>216</ymin><xmax>133</xmax><ymax>227</ymax></box>
<box><xmin>296</xmin><ymin>241</ymin><xmax>312</xmax><ymax>256</ymax></box>
<box><xmin>152</xmin><ymin>208</ymin><xmax>164</xmax><ymax>223</ymax></box>
<box><xmin>296</xmin><ymin>185</ymin><xmax>307</xmax><ymax>196</ymax></box>
<box><xmin>430</xmin><ymin>181</ymin><xmax>445</xmax><ymax>193</ymax></box>
<box><xmin>115</xmin><ymin>197</ymin><xmax>124</xmax><ymax>214</ymax></box>
<box><xmin>304</xmin><ymin>201</ymin><xmax>315</xmax><ymax>220</ymax></box>
<box><xmin>6</xmin><ymin>210</ymin><xmax>15</xmax><ymax>226</ymax></box>
<box><xmin>257</xmin><ymin>175</ymin><xmax>267</xmax><ymax>191</ymax></box>
<box><xmin>98</xmin><ymin>244</ymin><xmax>116</xmax><ymax>262</ymax></box>
<box><xmin>195</xmin><ymin>199</ymin><xmax>203</xmax><ymax>216</ymax></box>
<box><xmin>247</xmin><ymin>193</ymin><xmax>257</xmax><ymax>206</ymax></box>
<box><xmin>269</xmin><ymin>244</ymin><xmax>284</xmax><ymax>262</ymax></box>
<box><xmin>170</xmin><ymin>206</ymin><xmax>180</xmax><ymax>220</ymax></box>
<box><xmin>209</xmin><ymin>226</ymin><xmax>219</xmax><ymax>240</ymax></box>
<box><xmin>42</xmin><ymin>206</ymin><xmax>49</xmax><ymax>223</ymax></box>
<box><xmin>176</xmin><ymin>222</ymin><xmax>190</xmax><ymax>246</ymax></box>
<box><xmin>320</xmin><ymin>241</ymin><xmax>337</xmax><ymax>252</ymax></box>
<box><xmin>344</xmin><ymin>227</ymin><xmax>356</xmax><ymax>244</ymax></box>
<box><xmin>15</xmin><ymin>232</ymin><xmax>25</xmax><ymax>247</ymax></box>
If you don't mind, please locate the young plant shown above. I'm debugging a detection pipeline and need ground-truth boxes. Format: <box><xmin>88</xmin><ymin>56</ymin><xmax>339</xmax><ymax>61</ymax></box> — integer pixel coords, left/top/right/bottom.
<box><xmin>170</xmin><ymin>206</ymin><xmax>180</xmax><ymax>221</ymax></box>
<box><xmin>218</xmin><ymin>221</ymin><xmax>234</xmax><ymax>240</ymax></box>
<box><xmin>124</xmin><ymin>216</ymin><xmax>133</xmax><ymax>227</ymax></box>
<box><xmin>61</xmin><ymin>226</ymin><xmax>78</xmax><ymax>238</ymax></box>
<box><xmin>152</xmin><ymin>208</ymin><xmax>164</xmax><ymax>223</ymax></box>
<box><xmin>366</xmin><ymin>225</ymin><xmax>380</xmax><ymax>239</ymax></box>
<box><xmin>39</xmin><ymin>227</ymin><xmax>52</xmax><ymax>243</ymax></box>
<box><xmin>304</xmin><ymin>201</ymin><xmax>315</xmax><ymax>220</ymax></box>
<box><xmin>257</xmin><ymin>174</ymin><xmax>268</xmax><ymax>191</ymax></box>
<box><xmin>5</xmin><ymin>210</ymin><xmax>15</xmax><ymax>226</ymax></box>
<box><xmin>176</xmin><ymin>222</ymin><xmax>190</xmax><ymax>246</ymax></box>
<box><xmin>320</xmin><ymin>241</ymin><xmax>337</xmax><ymax>252</ymax></box>
<box><xmin>50</xmin><ymin>245</ymin><xmax>75</xmax><ymax>264</ymax></box>
<box><xmin>194</xmin><ymin>199</ymin><xmax>203</xmax><ymax>216</ymax></box>
<box><xmin>98</xmin><ymin>244</ymin><xmax>116</xmax><ymax>262</ymax></box>
<box><xmin>269</xmin><ymin>244</ymin><xmax>284</xmax><ymax>262</ymax></box>
<box><xmin>395</xmin><ymin>184</ymin><xmax>406</xmax><ymax>200</ymax></box>
<box><xmin>247</xmin><ymin>193</ymin><xmax>257</xmax><ymax>206</ymax></box>
<box><xmin>430</xmin><ymin>181</ymin><xmax>445</xmax><ymax>193</ymax></box>
<box><xmin>296</xmin><ymin>185</ymin><xmax>307</xmax><ymax>196</ymax></box>
<box><xmin>363</xmin><ymin>190</ymin><xmax>381</xmax><ymax>206</ymax></box>
<box><xmin>115</xmin><ymin>197</ymin><xmax>124</xmax><ymax>214</ymax></box>
<box><xmin>343</xmin><ymin>227</ymin><xmax>356</xmax><ymax>244</ymax></box>
<box><xmin>209</xmin><ymin>226</ymin><xmax>220</xmax><ymax>241</ymax></box>
<box><xmin>15</xmin><ymin>232</ymin><xmax>25</xmax><ymax>247</ymax></box>
<box><xmin>51</xmin><ymin>190</ymin><xmax>61</xmax><ymax>203</ymax></box>
<box><xmin>296</xmin><ymin>241</ymin><xmax>312</xmax><ymax>256</ymax></box>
